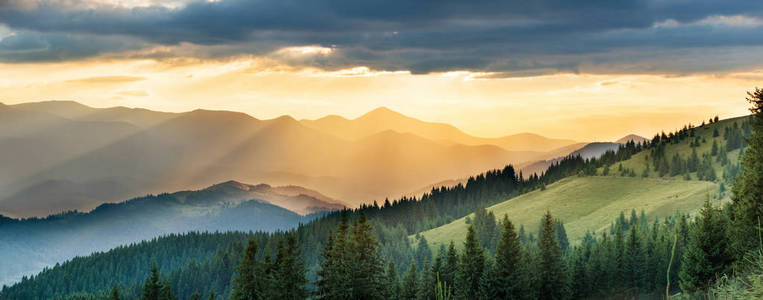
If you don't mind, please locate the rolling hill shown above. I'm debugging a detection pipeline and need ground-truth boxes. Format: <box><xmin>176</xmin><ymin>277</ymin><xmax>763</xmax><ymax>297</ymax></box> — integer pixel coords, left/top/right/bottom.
<box><xmin>419</xmin><ymin>176</ymin><xmax>718</xmax><ymax>247</ymax></box>
<box><xmin>0</xmin><ymin>180</ymin><xmax>338</xmax><ymax>286</ymax></box>
<box><xmin>417</xmin><ymin>116</ymin><xmax>748</xmax><ymax>247</ymax></box>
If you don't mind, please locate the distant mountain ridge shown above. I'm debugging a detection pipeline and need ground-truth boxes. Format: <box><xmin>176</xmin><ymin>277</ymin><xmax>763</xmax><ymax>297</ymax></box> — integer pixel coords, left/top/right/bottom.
<box><xmin>0</xmin><ymin>180</ymin><xmax>330</xmax><ymax>286</ymax></box>
<box><xmin>203</xmin><ymin>180</ymin><xmax>346</xmax><ymax>215</ymax></box>
<box><xmin>301</xmin><ymin>106</ymin><xmax>577</xmax><ymax>152</ymax></box>
<box><xmin>0</xmin><ymin>101</ymin><xmax>581</xmax><ymax>217</ymax></box>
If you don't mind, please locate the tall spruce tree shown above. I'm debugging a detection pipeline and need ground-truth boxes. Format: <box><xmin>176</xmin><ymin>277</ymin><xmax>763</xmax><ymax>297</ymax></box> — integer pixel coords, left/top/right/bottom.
<box><xmin>442</xmin><ymin>241</ymin><xmax>458</xmax><ymax>293</ymax></box>
<box><xmin>624</xmin><ymin>225</ymin><xmax>646</xmax><ymax>293</ymax></box>
<box><xmin>679</xmin><ymin>200</ymin><xmax>731</xmax><ymax>293</ymax></box>
<box><xmin>273</xmin><ymin>233</ymin><xmax>307</xmax><ymax>299</ymax></box>
<box><xmin>349</xmin><ymin>213</ymin><xmax>386</xmax><ymax>299</ymax></box>
<box><xmin>731</xmin><ymin>87</ymin><xmax>763</xmax><ymax>259</ymax></box>
<box><xmin>385</xmin><ymin>261</ymin><xmax>401</xmax><ymax>299</ymax></box>
<box><xmin>493</xmin><ymin>215</ymin><xmax>524</xmax><ymax>298</ymax></box>
<box><xmin>417</xmin><ymin>260</ymin><xmax>435</xmax><ymax>300</ymax></box>
<box><xmin>317</xmin><ymin>214</ymin><xmax>352</xmax><ymax>299</ymax></box>
<box><xmin>537</xmin><ymin>211</ymin><xmax>568</xmax><ymax>300</ymax></box>
<box><xmin>456</xmin><ymin>225</ymin><xmax>485</xmax><ymax>300</ymax></box>
<box><xmin>401</xmin><ymin>260</ymin><xmax>418</xmax><ymax>300</ymax></box>
<box><xmin>230</xmin><ymin>239</ymin><xmax>265</xmax><ymax>300</ymax></box>
<box><xmin>141</xmin><ymin>263</ymin><xmax>162</xmax><ymax>300</ymax></box>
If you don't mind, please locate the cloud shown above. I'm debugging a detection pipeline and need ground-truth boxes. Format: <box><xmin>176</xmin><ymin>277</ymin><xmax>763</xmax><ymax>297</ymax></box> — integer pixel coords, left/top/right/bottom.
<box><xmin>0</xmin><ymin>0</ymin><xmax>762</xmax><ymax>75</ymax></box>
<box><xmin>66</xmin><ymin>75</ymin><xmax>146</xmax><ymax>84</ymax></box>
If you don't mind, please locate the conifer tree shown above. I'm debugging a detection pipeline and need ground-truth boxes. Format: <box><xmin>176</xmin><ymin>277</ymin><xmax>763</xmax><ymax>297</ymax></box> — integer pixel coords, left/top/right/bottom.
<box><xmin>317</xmin><ymin>214</ymin><xmax>352</xmax><ymax>299</ymax></box>
<box><xmin>456</xmin><ymin>225</ymin><xmax>485</xmax><ymax>300</ymax></box>
<box><xmin>349</xmin><ymin>213</ymin><xmax>386</xmax><ymax>299</ymax></box>
<box><xmin>417</xmin><ymin>260</ymin><xmax>435</xmax><ymax>300</ymax></box>
<box><xmin>385</xmin><ymin>261</ymin><xmax>400</xmax><ymax>299</ymax></box>
<box><xmin>679</xmin><ymin>200</ymin><xmax>731</xmax><ymax>293</ymax></box>
<box><xmin>731</xmin><ymin>87</ymin><xmax>763</xmax><ymax>259</ymax></box>
<box><xmin>401</xmin><ymin>260</ymin><xmax>418</xmax><ymax>300</ymax></box>
<box><xmin>158</xmin><ymin>280</ymin><xmax>175</xmax><ymax>300</ymax></box>
<box><xmin>441</xmin><ymin>241</ymin><xmax>458</xmax><ymax>292</ymax></box>
<box><xmin>111</xmin><ymin>287</ymin><xmax>121</xmax><ymax>300</ymax></box>
<box><xmin>190</xmin><ymin>291</ymin><xmax>201</xmax><ymax>300</ymax></box>
<box><xmin>141</xmin><ymin>263</ymin><xmax>162</xmax><ymax>300</ymax></box>
<box><xmin>415</xmin><ymin>235</ymin><xmax>433</xmax><ymax>267</ymax></box>
<box><xmin>554</xmin><ymin>220</ymin><xmax>569</xmax><ymax>253</ymax></box>
<box><xmin>208</xmin><ymin>290</ymin><xmax>216</xmax><ymax>300</ymax></box>
<box><xmin>230</xmin><ymin>240</ymin><xmax>265</xmax><ymax>300</ymax></box>
<box><xmin>537</xmin><ymin>212</ymin><xmax>568</xmax><ymax>299</ymax></box>
<box><xmin>493</xmin><ymin>215</ymin><xmax>524</xmax><ymax>298</ymax></box>
<box><xmin>273</xmin><ymin>233</ymin><xmax>307</xmax><ymax>299</ymax></box>
<box><xmin>624</xmin><ymin>225</ymin><xmax>646</xmax><ymax>292</ymax></box>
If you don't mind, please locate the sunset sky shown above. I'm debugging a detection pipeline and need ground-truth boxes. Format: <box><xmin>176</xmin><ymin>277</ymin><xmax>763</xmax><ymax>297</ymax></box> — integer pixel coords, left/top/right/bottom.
<box><xmin>1</xmin><ymin>0</ymin><xmax>762</xmax><ymax>141</ymax></box>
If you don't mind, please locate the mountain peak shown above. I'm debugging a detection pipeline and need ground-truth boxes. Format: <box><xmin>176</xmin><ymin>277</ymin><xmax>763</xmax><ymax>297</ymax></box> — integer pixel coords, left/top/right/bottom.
<box><xmin>616</xmin><ymin>134</ymin><xmax>648</xmax><ymax>144</ymax></box>
<box><xmin>207</xmin><ymin>180</ymin><xmax>254</xmax><ymax>192</ymax></box>
<box><xmin>357</xmin><ymin>106</ymin><xmax>408</xmax><ymax>120</ymax></box>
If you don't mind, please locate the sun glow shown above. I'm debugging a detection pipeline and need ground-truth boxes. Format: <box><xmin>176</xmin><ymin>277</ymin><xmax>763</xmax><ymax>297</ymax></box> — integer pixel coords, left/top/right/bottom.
<box><xmin>0</xmin><ymin>57</ymin><xmax>756</xmax><ymax>141</ymax></box>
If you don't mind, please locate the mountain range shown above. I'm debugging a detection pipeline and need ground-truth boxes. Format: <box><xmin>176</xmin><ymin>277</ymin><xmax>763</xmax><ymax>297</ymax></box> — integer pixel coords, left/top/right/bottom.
<box><xmin>0</xmin><ymin>101</ymin><xmax>592</xmax><ymax>217</ymax></box>
<box><xmin>0</xmin><ymin>180</ymin><xmax>332</xmax><ymax>286</ymax></box>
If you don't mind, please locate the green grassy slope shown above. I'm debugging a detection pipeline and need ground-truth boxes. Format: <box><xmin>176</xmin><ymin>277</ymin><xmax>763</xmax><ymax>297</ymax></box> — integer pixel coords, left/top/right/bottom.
<box><xmin>420</xmin><ymin>177</ymin><xmax>717</xmax><ymax>246</ymax></box>
<box><xmin>418</xmin><ymin>116</ymin><xmax>749</xmax><ymax>247</ymax></box>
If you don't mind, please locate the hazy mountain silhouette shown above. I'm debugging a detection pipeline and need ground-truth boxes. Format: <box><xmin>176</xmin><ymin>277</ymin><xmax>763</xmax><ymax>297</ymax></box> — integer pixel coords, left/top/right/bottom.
<box><xmin>301</xmin><ymin>106</ymin><xmax>577</xmax><ymax>152</ymax></box>
<box><xmin>520</xmin><ymin>142</ymin><xmax>623</xmax><ymax>176</ymax></box>
<box><xmin>1</xmin><ymin>101</ymin><xmax>582</xmax><ymax>217</ymax></box>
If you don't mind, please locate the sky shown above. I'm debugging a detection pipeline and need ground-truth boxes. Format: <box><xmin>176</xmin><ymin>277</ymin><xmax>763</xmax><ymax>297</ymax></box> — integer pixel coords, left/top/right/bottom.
<box><xmin>1</xmin><ymin>0</ymin><xmax>762</xmax><ymax>141</ymax></box>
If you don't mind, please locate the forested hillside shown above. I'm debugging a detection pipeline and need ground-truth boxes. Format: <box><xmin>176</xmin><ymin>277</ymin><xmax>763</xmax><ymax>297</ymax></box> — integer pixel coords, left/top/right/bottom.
<box><xmin>0</xmin><ymin>182</ymin><xmax>328</xmax><ymax>286</ymax></box>
<box><xmin>420</xmin><ymin>115</ymin><xmax>748</xmax><ymax>248</ymax></box>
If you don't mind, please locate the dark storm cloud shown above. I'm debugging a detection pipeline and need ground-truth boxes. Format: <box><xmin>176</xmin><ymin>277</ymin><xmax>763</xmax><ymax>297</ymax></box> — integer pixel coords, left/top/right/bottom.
<box><xmin>0</xmin><ymin>0</ymin><xmax>762</xmax><ymax>74</ymax></box>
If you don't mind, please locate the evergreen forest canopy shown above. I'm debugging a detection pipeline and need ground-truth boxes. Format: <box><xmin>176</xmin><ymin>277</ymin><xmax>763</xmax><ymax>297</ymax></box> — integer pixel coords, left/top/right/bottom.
<box><xmin>2</xmin><ymin>88</ymin><xmax>763</xmax><ymax>299</ymax></box>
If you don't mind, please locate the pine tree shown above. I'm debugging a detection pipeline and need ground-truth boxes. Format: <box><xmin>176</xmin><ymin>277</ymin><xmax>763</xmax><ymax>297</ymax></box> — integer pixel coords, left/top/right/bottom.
<box><xmin>141</xmin><ymin>263</ymin><xmax>162</xmax><ymax>300</ymax></box>
<box><xmin>456</xmin><ymin>225</ymin><xmax>485</xmax><ymax>300</ymax></box>
<box><xmin>415</xmin><ymin>235</ymin><xmax>433</xmax><ymax>267</ymax></box>
<box><xmin>417</xmin><ymin>260</ymin><xmax>435</xmax><ymax>300</ymax></box>
<box><xmin>207</xmin><ymin>290</ymin><xmax>216</xmax><ymax>300</ymax></box>
<box><xmin>554</xmin><ymin>220</ymin><xmax>569</xmax><ymax>253</ymax></box>
<box><xmin>349</xmin><ymin>213</ymin><xmax>386</xmax><ymax>299</ymax></box>
<box><xmin>679</xmin><ymin>200</ymin><xmax>731</xmax><ymax>293</ymax></box>
<box><xmin>110</xmin><ymin>287</ymin><xmax>121</xmax><ymax>300</ymax></box>
<box><xmin>731</xmin><ymin>87</ymin><xmax>763</xmax><ymax>259</ymax></box>
<box><xmin>386</xmin><ymin>261</ymin><xmax>401</xmax><ymax>299</ymax></box>
<box><xmin>317</xmin><ymin>214</ymin><xmax>352</xmax><ymax>299</ymax></box>
<box><xmin>230</xmin><ymin>239</ymin><xmax>265</xmax><ymax>300</ymax></box>
<box><xmin>190</xmin><ymin>291</ymin><xmax>201</xmax><ymax>300</ymax></box>
<box><xmin>158</xmin><ymin>280</ymin><xmax>175</xmax><ymax>300</ymax></box>
<box><xmin>613</xmin><ymin>223</ymin><xmax>625</xmax><ymax>287</ymax></box>
<box><xmin>273</xmin><ymin>233</ymin><xmax>307</xmax><ymax>299</ymax></box>
<box><xmin>441</xmin><ymin>241</ymin><xmax>458</xmax><ymax>293</ymax></box>
<box><xmin>624</xmin><ymin>225</ymin><xmax>646</xmax><ymax>293</ymax></box>
<box><xmin>493</xmin><ymin>215</ymin><xmax>524</xmax><ymax>298</ymax></box>
<box><xmin>537</xmin><ymin>212</ymin><xmax>568</xmax><ymax>299</ymax></box>
<box><xmin>401</xmin><ymin>260</ymin><xmax>418</xmax><ymax>300</ymax></box>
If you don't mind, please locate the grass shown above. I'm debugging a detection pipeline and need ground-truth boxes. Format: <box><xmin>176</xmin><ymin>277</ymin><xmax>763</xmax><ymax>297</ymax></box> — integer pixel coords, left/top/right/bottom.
<box><xmin>419</xmin><ymin>176</ymin><xmax>718</xmax><ymax>247</ymax></box>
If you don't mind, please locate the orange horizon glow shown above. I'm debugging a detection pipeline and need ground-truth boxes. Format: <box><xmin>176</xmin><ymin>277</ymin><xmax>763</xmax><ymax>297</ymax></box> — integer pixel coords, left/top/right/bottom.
<box><xmin>0</xmin><ymin>57</ymin><xmax>757</xmax><ymax>142</ymax></box>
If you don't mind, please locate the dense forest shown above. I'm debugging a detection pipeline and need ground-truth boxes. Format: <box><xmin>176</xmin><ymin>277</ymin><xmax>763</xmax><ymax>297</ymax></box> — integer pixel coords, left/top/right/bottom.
<box><xmin>2</xmin><ymin>89</ymin><xmax>762</xmax><ymax>299</ymax></box>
